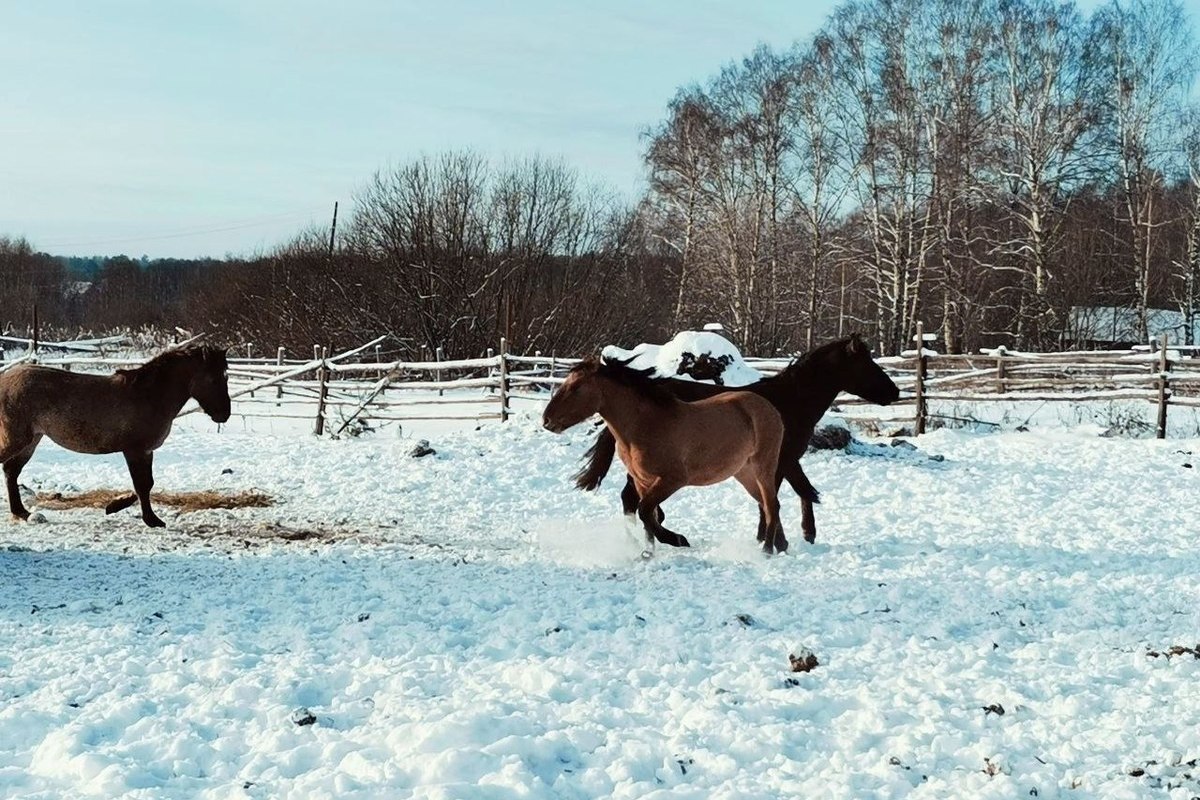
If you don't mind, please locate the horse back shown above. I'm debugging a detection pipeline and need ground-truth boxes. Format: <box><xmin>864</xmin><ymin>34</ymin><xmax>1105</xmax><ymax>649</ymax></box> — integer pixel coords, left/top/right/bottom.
<box><xmin>0</xmin><ymin>364</ymin><xmax>119</xmax><ymax>399</ymax></box>
<box><xmin>691</xmin><ymin>392</ymin><xmax>784</xmax><ymax>451</ymax></box>
<box><xmin>0</xmin><ymin>365</ymin><xmax>153</xmax><ymax>454</ymax></box>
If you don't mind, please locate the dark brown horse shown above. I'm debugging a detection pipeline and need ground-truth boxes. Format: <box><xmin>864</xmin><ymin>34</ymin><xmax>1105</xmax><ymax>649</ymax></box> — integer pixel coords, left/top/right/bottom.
<box><xmin>543</xmin><ymin>357</ymin><xmax>788</xmax><ymax>553</ymax></box>
<box><xmin>573</xmin><ymin>335</ymin><xmax>899</xmax><ymax>550</ymax></box>
<box><xmin>0</xmin><ymin>346</ymin><xmax>231</xmax><ymax>527</ymax></box>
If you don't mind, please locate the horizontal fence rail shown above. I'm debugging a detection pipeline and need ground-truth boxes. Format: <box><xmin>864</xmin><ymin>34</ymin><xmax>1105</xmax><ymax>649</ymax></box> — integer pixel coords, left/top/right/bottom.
<box><xmin>3</xmin><ymin>326</ymin><xmax>1197</xmax><ymax>438</ymax></box>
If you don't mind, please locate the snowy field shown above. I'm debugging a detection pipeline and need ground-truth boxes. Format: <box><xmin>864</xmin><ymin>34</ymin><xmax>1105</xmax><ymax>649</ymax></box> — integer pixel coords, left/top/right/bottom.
<box><xmin>2</xmin><ymin>406</ymin><xmax>1200</xmax><ymax>799</ymax></box>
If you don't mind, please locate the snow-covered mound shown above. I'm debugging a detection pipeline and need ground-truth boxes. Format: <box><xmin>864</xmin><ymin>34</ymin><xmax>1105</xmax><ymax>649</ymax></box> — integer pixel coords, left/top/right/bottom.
<box><xmin>602</xmin><ymin>330</ymin><xmax>763</xmax><ymax>386</ymax></box>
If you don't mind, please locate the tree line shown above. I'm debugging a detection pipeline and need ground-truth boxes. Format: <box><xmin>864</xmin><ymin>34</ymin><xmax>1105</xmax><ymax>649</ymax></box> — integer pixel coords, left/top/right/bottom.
<box><xmin>3</xmin><ymin>0</ymin><xmax>1199</xmax><ymax>357</ymax></box>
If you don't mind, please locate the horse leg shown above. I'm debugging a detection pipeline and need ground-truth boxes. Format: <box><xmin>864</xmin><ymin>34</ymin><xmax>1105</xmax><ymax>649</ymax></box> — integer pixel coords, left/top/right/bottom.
<box><xmin>737</xmin><ymin>468</ymin><xmax>784</xmax><ymax>554</ymax></box>
<box><xmin>2</xmin><ymin>435</ymin><xmax>42</xmax><ymax>521</ymax></box>
<box><xmin>783</xmin><ymin>462</ymin><xmax>819</xmax><ymax>544</ymax></box>
<box><xmin>621</xmin><ymin>475</ymin><xmax>664</xmax><ymax>524</ymax></box>
<box><xmin>636</xmin><ymin>480</ymin><xmax>688</xmax><ymax>548</ymax></box>
<box><xmin>620</xmin><ymin>475</ymin><xmax>640</xmax><ymax>517</ymax></box>
<box><xmin>123</xmin><ymin>451</ymin><xmax>166</xmax><ymax>528</ymax></box>
<box><xmin>758</xmin><ymin>480</ymin><xmax>784</xmax><ymax>555</ymax></box>
<box><xmin>799</xmin><ymin>495</ymin><xmax>814</xmax><ymax>546</ymax></box>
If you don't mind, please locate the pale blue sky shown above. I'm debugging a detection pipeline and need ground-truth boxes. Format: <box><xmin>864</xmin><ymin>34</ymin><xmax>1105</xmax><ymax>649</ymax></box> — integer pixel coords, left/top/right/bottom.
<box><xmin>0</xmin><ymin>0</ymin><xmax>1191</xmax><ymax>258</ymax></box>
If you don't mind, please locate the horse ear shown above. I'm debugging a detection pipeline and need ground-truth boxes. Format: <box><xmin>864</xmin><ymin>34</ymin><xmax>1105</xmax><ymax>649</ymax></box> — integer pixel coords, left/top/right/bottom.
<box><xmin>571</xmin><ymin>354</ymin><xmax>599</xmax><ymax>373</ymax></box>
<box><xmin>847</xmin><ymin>333</ymin><xmax>866</xmax><ymax>354</ymax></box>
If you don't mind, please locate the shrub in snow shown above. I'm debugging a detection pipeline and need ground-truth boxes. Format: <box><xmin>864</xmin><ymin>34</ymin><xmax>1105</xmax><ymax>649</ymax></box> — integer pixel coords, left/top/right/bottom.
<box><xmin>291</xmin><ymin>707</ymin><xmax>317</xmax><ymax>727</ymax></box>
<box><xmin>788</xmin><ymin>648</ymin><xmax>819</xmax><ymax>673</ymax></box>
<box><xmin>408</xmin><ymin>439</ymin><xmax>436</xmax><ymax>458</ymax></box>
<box><xmin>808</xmin><ymin>425</ymin><xmax>852</xmax><ymax>451</ymax></box>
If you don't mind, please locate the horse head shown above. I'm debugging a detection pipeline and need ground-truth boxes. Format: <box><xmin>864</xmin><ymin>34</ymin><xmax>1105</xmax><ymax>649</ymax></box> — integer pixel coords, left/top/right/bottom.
<box><xmin>187</xmin><ymin>347</ymin><xmax>232</xmax><ymax>423</ymax></box>
<box><xmin>543</xmin><ymin>356</ymin><xmax>604</xmax><ymax>433</ymax></box>
<box><xmin>788</xmin><ymin>335</ymin><xmax>898</xmax><ymax>405</ymax></box>
<box><xmin>837</xmin><ymin>334</ymin><xmax>899</xmax><ymax>405</ymax></box>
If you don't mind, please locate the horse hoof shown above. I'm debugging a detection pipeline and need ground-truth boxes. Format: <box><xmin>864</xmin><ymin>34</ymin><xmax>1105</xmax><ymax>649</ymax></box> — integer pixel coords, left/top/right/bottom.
<box><xmin>640</xmin><ymin>549</ymin><xmax>654</xmax><ymax>560</ymax></box>
<box><xmin>143</xmin><ymin>516</ymin><xmax>167</xmax><ymax>528</ymax></box>
<box><xmin>105</xmin><ymin>494</ymin><xmax>138</xmax><ymax>515</ymax></box>
<box><xmin>676</xmin><ymin>536</ymin><xmax>690</xmax><ymax>548</ymax></box>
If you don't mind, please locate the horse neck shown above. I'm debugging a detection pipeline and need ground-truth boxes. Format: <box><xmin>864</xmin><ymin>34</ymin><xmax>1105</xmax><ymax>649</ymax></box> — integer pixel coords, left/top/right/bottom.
<box><xmin>776</xmin><ymin>359</ymin><xmax>845</xmax><ymax>427</ymax></box>
<box><xmin>129</xmin><ymin>358</ymin><xmax>194</xmax><ymax>419</ymax></box>
<box><xmin>594</xmin><ymin>378</ymin><xmax>669</xmax><ymax>443</ymax></box>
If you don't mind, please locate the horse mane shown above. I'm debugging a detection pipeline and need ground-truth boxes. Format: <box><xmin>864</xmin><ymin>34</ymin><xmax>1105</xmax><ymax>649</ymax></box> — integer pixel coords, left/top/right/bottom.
<box><xmin>116</xmin><ymin>346</ymin><xmax>227</xmax><ymax>386</ymax></box>
<box><xmin>776</xmin><ymin>334</ymin><xmax>866</xmax><ymax>380</ymax></box>
<box><xmin>573</xmin><ymin>355</ymin><xmax>676</xmax><ymax>407</ymax></box>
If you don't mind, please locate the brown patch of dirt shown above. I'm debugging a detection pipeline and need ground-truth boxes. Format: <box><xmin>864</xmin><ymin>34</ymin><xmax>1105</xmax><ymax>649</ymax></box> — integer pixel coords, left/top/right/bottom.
<box><xmin>181</xmin><ymin>521</ymin><xmax>380</xmax><ymax>548</ymax></box>
<box><xmin>36</xmin><ymin>489</ymin><xmax>274</xmax><ymax>512</ymax></box>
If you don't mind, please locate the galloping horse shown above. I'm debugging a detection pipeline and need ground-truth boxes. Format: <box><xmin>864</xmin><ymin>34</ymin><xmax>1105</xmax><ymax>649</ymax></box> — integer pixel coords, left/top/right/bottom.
<box><xmin>0</xmin><ymin>346</ymin><xmax>231</xmax><ymax>527</ymax></box>
<box><xmin>543</xmin><ymin>356</ymin><xmax>788</xmax><ymax>553</ymax></box>
<box><xmin>572</xmin><ymin>335</ymin><xmax>899</xmax><ymax>550</ymax></box>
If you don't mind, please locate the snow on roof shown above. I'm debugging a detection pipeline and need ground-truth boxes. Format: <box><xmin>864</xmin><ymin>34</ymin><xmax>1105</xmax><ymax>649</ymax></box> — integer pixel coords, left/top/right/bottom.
<box><xmin>602</xmin><ymin>329</ymin><xmax>763</xmax><ymax>386</ymax></box>
<box><xmin>63</xmin><ymin>280</ymin><xmax>92</xmax><ymax>298</ymax></box>
<box><xmin>1068</xmin><ymin>306</ymin><xmax>1200</xmax><ymax>344</ymax></box>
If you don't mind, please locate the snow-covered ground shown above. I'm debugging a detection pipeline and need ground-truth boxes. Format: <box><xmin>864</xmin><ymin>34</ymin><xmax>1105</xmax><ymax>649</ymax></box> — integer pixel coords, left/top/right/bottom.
<box><xmin>2</xmin><ymin>409</ymin><xmax>1199</xmax><ymax>799</ymax></box>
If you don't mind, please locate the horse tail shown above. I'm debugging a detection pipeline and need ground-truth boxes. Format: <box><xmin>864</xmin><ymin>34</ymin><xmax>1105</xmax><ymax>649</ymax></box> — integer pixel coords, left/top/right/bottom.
<box><xmin>573</xmin><ymin>426</ymin><xmax>616</xmax><ymax>491</ymax></box>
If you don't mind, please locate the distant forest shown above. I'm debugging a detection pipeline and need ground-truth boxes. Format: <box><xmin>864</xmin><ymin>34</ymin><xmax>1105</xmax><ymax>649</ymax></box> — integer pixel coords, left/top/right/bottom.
<box><xmin>3</xmin><ymin>0</ymin><xmax>1200</xmax><ymax>357</ymax></box>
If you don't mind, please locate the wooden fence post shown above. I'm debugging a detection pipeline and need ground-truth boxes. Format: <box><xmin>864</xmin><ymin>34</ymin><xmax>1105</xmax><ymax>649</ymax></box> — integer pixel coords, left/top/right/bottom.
<box><xmin>914</xmin><ymin>321</ymin><xmax>927</xmax><ymax>436</ymax></box>
<box><xmin>549</xmin><ymin>351</ymin><xmax>557</xmax><ymax>395</ymax></box>
<box><xmin>276</xmin><ymin>347</ymin><xmax>285</xmax><ymax>404</ymax></box>
<box><xmin>435</xmin><ymin>345</ymin><xmax>444</xmax><ymax>397</ymax></box>
<box><xmin>31</xmin><ymin>304</ymin><xmax>38</xmax><ymax>362</ymax></box>
<box><xmin>314</xmin><ymin>346</ymin><xmax>329</xmax><ymax>436</ymax></box>
<box><xmin>498</xmin><ymin>337</ymin><xmax>510</xmax><ymax>422</ymax></box>
<box><xmin>995</xmin><ymin>345</ymin><xmax>1007</xmax><ymax>394</ymax></box>
<box><xmin>1157</xmin><ymin>333</ymin><xmax>1170</xmax><ymax>440</ymax></box>
<box><xmin>375</xmin><ymin>344</ymin><xmax>383</xmax><ymax>378</ymax></box>
<box><xmin>246</xmin><ymin>343</ymin><xmax>255</xmax><ymax>397</ymax></box>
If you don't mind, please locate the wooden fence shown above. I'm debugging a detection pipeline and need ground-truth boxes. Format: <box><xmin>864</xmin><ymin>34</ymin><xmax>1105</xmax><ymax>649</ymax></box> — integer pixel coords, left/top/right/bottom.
<box><xmin>885</xmin><ymin>325</ymin><xmax>1198</xmax><ymax>438</ymax></box>
<box><xmin>3</xmin><ymin>327</ymin><xmax>1198</xmax><ymax>439</ymax></box>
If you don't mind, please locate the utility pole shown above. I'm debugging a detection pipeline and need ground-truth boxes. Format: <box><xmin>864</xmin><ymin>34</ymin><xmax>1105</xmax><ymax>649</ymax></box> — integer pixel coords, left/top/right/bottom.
<box><xmin>327</xmin><ymin>201</ymin><xmax>339</xmax><ymax>258</ymax></box>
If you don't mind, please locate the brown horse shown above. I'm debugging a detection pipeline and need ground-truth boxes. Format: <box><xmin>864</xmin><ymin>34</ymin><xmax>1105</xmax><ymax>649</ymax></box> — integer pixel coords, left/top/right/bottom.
<box><xmin>543</xmin><ymin>356</ymin><xmax>788</xmax><ymax>553</ymax></box>
<box><xmin>573</xmin><ymin>335</ymin><xmax>900</xmax><ymax>549</ymax></box>
<box><xmin>0</xmin><ymin>346</ymin><xmax>231</xmax><ymax>527</ymax></box>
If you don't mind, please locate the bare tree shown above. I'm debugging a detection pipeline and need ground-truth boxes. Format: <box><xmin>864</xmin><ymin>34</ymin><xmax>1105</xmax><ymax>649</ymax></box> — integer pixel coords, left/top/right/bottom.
<box><xmin>828</xmin><ymin>0</ymin><xmax>940</xmax><ymax>353</ymax></box>
<box><xmin>1090</xmin><ymin>0</ymin><xmax>1197</xmax><ymax>342</ymax></box>
<box><xmin>644</xmin><ymin>89</ymin><xmax>721</xmax><ymax>329</ymax></box>
<box><xmin>990</xmin><ymin>0</ymin><xmax>1098</xmax><ymax>348</ymax></box>
<box><xmin>791</xmin><ymin>36</ymin><xmax>857</xmax><ymax>348</ymax></box>
<box><xmin>1173</xmin><ymin>106</ymin><xmax>1200</xmax><ymax>343</ymax></box>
